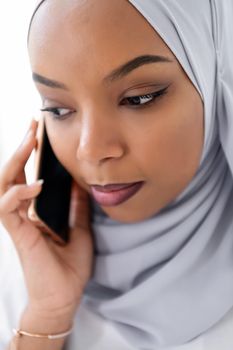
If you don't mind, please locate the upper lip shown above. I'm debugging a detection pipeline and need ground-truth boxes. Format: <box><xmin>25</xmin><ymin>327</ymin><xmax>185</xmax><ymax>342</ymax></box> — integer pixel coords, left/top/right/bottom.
<box><xmin>90</xmin><ymin>181</ymin><xmax>143</xmax><ymax>192</ymax></box>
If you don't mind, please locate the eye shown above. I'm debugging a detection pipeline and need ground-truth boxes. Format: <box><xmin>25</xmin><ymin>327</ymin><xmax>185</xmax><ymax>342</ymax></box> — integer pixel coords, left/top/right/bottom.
<box><xmin>121</xmin><ymin>87</ymin><xmax>168</xmax><ymax>107</ymax></box>
<box><xmin>40</xmin><ymin>107</ymin><xmax>74</xmax><ymax>120</ymax></box>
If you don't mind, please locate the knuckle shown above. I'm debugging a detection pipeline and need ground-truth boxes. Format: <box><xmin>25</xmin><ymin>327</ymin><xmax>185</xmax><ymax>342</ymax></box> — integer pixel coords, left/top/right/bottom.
<box><xmin>0</xmin><ymin>167</ymin><xmax>14</xmax><ymax>195</ymax></box>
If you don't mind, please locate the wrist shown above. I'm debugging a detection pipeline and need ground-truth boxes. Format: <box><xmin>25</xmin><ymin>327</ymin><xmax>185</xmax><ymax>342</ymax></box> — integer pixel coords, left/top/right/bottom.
<box><xmin>20</xmin><ymin>305</ymin><xmax>76</xmax><ymax>335</ymax></box>
<box><xmin>13</xmin><ymin>326</ymin><xmax>73</xmax><ymax>339</ymax></box>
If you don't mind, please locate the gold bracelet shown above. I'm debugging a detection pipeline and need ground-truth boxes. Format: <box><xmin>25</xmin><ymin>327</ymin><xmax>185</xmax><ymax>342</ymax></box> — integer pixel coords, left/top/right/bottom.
<box><xmin>12</xmin><ymin>325</ymin><xmax>73</xmax><ymax>340</ymax></box>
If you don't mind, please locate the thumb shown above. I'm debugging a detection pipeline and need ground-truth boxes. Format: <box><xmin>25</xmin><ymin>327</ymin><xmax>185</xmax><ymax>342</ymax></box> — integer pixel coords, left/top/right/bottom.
<box><xmin>69</xmin><ymin>181</ymin><xmax>91</xmax><ymax>233</ymax></box>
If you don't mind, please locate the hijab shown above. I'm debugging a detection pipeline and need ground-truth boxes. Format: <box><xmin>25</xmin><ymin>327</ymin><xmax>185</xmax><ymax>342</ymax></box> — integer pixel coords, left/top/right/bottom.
<box><xmin>29</xmin><ymin>1</ymin><xmax>233</xmax><ymax>348</ymax></box>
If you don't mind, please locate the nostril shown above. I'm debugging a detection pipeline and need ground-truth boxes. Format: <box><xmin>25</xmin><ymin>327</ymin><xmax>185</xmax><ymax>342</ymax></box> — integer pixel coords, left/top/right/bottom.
<box><xmin>76</xmin><ymin>140</ymin><xmax>125</xmax><ymax>164</ymax></box>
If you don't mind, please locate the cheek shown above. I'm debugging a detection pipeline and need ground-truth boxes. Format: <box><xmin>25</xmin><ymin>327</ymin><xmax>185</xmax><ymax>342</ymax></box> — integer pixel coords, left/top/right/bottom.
<box><xmin>132</xmin><ymin>95</ymin><xmax>204</xmax><ymax>184</ymax></box>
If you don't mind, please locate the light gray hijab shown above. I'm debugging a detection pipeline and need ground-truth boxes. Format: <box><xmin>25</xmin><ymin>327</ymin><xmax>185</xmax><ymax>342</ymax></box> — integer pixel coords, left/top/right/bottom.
<box><xmin>30</xmin><ymin>1</ymin><xmax>233</xmax><ymax>348</ymax></box>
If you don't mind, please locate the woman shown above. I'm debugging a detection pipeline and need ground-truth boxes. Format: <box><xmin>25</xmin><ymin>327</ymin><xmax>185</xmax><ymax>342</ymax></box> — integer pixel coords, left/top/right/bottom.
<box><xmin>0</xmin><ymin>0</ymin><xmax>233</xmax><ymax>349</ymax></box>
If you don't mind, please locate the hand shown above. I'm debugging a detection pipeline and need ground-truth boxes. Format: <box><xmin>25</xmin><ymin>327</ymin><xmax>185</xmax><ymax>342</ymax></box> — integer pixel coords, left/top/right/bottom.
<box><xmin>0</xmin><ymin>120</ymin><xmax>93</xmax><ymax>321</ymax></box>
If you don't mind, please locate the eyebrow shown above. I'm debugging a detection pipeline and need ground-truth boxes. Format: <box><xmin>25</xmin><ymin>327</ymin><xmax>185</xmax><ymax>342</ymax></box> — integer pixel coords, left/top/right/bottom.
<box><xmin>104</xmin><ymin>54</ymin><xmax>173</xmax><ymax>83</ymax></box>
<box><xmin>32</xmin><ymin>54</ymin><xmax>173</xmax><ymax>90</ymax></box>
<box><xmin>32</xmin><ymin>73</ymin><xmax>68</xmax><ymax>90</ymax></box>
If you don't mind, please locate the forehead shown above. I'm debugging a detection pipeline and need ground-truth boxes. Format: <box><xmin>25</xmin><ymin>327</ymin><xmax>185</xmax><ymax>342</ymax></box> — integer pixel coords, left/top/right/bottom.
<box><xmin>29</xmin><ymin>0</ymin><xmax>175</xmax><ymax>80</ymax></box>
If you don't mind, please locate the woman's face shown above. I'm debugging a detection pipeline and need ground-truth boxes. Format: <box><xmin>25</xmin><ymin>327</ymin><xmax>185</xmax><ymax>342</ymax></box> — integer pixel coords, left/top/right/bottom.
<box><xmin>28</xmin><ymin>0</ymin><xmax>204</xmax><ymax>223</ymax></box>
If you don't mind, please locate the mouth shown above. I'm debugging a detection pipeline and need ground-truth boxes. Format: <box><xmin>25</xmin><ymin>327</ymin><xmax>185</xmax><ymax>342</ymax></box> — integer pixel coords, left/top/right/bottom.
<box><xmin>90</xmin><ymin>181</ymin><xmax>145</xmax><ymax>206</ymax></box>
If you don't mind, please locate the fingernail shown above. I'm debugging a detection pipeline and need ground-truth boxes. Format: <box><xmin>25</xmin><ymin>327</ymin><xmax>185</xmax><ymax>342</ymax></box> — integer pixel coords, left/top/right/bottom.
<box><xmin>37</xmin><ymin>179</ymin><xmax>44</xmax><ymax>186</ymax></box>
<box><xmin>29</xmin><ymin>179</ymin><xmax>44</xmax><ymax>187</ymax></box>
<box><xmin>30</xmin><ymin>117</ymin><xmax>39</xmax><ymax>127</ymax></box>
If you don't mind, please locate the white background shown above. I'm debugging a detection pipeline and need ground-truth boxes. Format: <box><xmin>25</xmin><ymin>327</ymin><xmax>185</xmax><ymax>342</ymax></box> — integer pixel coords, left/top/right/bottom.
<box><xmin>0</xmin><ymin>2</ymin><xmax>40</xmax><ymax>169</ymax></box>
<box><xmin>0</xmin><ymin>2</ymin><xmax>41</xmax><ymax>244</ymax></box>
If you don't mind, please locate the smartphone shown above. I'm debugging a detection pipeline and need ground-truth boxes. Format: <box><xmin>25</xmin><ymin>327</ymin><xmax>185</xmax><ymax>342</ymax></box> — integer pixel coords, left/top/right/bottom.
<box><xmin>28</xmin><ymin>117</ymin><xmax>72</xmax><ymax>245</ymax></box>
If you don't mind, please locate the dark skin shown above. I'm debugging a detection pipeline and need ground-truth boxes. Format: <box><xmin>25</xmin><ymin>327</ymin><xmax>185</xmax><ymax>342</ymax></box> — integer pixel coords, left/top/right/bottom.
<box><xmin>0</xmin><ymin>1</ymin><xmax>204</xmax><ymax>348</ymax></box>
<box><xmin>29</xmin><ymin>0</ymin><xmax>204</xmax><ymax>223</ymax></box>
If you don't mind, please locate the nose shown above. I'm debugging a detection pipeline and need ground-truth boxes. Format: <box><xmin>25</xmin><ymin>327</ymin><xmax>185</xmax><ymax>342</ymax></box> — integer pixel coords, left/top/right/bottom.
<box><xmin>76</xmin><ymin>111</ymin><xmax>125</xmax><ymax>165</ymax></box>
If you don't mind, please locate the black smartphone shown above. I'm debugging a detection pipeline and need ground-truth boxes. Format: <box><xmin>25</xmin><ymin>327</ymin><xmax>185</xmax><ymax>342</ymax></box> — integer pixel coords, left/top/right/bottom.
<box><xmin>28</xmin><ymin>117</ymin><xmax>72</xmax><ymax>245</ymax></box>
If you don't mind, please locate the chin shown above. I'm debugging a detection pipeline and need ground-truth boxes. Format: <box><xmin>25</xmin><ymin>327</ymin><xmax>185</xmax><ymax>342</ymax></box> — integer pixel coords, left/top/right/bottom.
<box><xmin>101</xmin><ymin>205</ymin><xmax>159</xmax><ymax>223</ymax></box>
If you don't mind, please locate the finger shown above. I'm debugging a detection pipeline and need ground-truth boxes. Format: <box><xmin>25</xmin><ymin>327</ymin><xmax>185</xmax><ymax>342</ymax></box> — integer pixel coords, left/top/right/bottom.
<box><xmin>0</xmin><ymin>120</ymin><xmax>38</xmax><ymax>194</ymax></box>
<box><xmin>19</xmin><ymin>119</ymin><xmax>38</xmax><ymax>147</ymax></box>
<box><xmin>18</xmin><ymin>199</ymin><xmax>31</xmax><ymax>220</ymax></box>
<box><xmin>0</xmin><ymin>180</ymin><xmax>43</xmax><ymax>217</ymax></box>
<box><xmin>14</xmin><ymin>119</ymin><xmax>39</xmax><ymax>186</ymax></box>
<box><xmin>69</xmin><ymin>181</ymin><xmax>90</xmax><ymax>232</ymax></box>
<box><xmin>15</xmin><ymin>169</ymin><xmax>27</xmax><ymax>185</ymax></box>
<box><xmin>0</xmin><ymin>181</ymin><xmax>43</xmax><ymax>233</ymax></box>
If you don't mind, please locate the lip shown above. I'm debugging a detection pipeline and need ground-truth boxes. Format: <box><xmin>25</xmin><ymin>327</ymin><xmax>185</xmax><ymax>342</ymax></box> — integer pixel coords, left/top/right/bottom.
<box><xmin>90</xmin><ymin>181</ymin><xmax>144</xmax><ymax>206</ymax></box>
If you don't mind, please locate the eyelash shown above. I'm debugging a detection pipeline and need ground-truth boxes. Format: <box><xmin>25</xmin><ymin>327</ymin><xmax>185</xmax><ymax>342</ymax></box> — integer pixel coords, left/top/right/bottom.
<box><xmin>40</xmin><ymin>87</ymin><xmax>168</xmax><ymax>120</ymax></box>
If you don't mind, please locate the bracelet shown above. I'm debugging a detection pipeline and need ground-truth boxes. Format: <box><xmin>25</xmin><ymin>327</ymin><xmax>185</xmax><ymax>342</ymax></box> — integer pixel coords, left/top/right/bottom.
<box><xmin>12</xmin><ymin>325</ymin><xmax>73</xmax><ymax>340</ymax></box>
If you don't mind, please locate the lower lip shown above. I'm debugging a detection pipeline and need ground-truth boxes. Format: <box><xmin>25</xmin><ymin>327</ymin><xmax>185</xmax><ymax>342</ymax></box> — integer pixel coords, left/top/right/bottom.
<box><xmin>90</xmin><ymin>182</ymin><xmax>144</xmax><ymax>206</ymax></box>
